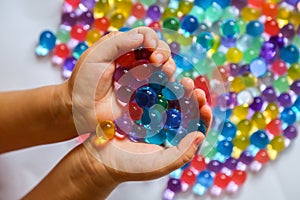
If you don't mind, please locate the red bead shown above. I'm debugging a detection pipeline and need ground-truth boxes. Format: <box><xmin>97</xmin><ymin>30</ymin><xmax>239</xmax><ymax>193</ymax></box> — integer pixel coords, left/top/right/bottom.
<box><xmin>128</xmin><ymin>102</ymin><xmax>143</xmax><ymax>121</ymax></box>
<box><xmin>214</xmin><ymin>173</ymin><xmax>231</xmax><ymax>189</ymax></box>
<box><xmin>131</xmin><ymin>60</ymin><xmax>153</xmax><ymax>80</ymax></box>
<box><xmin>190</xmin><ymin>155</ymin><xmax>206</xmax><ymax>172</ymax></box>
<box><xmin>271</xmin><ymin>59</ymin><xmax>287</xmax><ymax>75</ymax></box>
<box><xmin>94</xmin><ymin>17</ymin><xmax>110</xmax><ymax>32</ymax></box>
<box><xmin>131</xmin><ymin>2</ymin><xmax>146</xmax><ymax>19</ymax></box>
<box><xmin>181</xmin><ymin>169</ymin><xmax>197</xmax><ymax>185</ymax></box>
<box><xmin>266</xmin><ymin>118</ymin><xmax>282</xmax><ymax>136</ymax></box>
<box><xmin>264</xmin><ymin>19</ymin><xmax>280</xmax><ymax>36</ymax></box>
<box><xmin>194</xmin><ymin>75</ymin><xmax>211</xmax><ymax>104</ymax></box>
<box><xmin>255</xmin><ymin>149</ymin><xmax>270</xmax><ymax>164</ymax></box>
<box><xmin>65</xmin><ymin>0</ymin><xmax>80</xmax><ymax>8</ymax></box>
<box><xmin>231</xmin><ymin>170</ymin><xmax>247</xmax><ymax>186</ymax></box>
<box><xmin>149</xmin><ymin>21</ymin><xmax>161</xmax><ymax>30</ymax></box>
<box><xmin>262</xmin><ymin>2</ymin><xmax>278</xmax><ymax>18</ymax></box>
<box><xmin>54</xmin><ymin>43</ymin><xmax>69</xmax><ymax>58</ymax></box>
<box><xmin>248</xmin><ymin>0</ymin><xmax>266</xmax><ymax>8</ymax></box>
<box><xmin>70</xmin><ymin>25</ymin><xmax>87</xmax><ymax>41</ymax></box>
<box><xmin>134</xmin><ymin>47</ymin><xmax>152</xmax><ymax>61</ymax></box>
<box><xmin>116</xmin><ymin>51</ymin><xmax>136</xmax><ymax>67</ymax></box>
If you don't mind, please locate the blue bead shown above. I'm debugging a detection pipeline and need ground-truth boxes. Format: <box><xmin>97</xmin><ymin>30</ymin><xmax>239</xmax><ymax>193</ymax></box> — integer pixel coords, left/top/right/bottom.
<box><xmin>196</xmin><ymin>170</ymin><xmax>213</xmax><ymax>188</ymax></box>
<box><xmin>294</xmin><ymin>96</ymin><xmax>300</xmax><ymax>110</ymax></box>
<box><xmin>73</xmin><ymin>42</ymin><xmax>88</xmax><ymax>59</ymax></box>
<box><xmin>196</xmin><ymin>32</ymin><xmax>214</xmax><ymax>50</ymax></box>
<box><xmin>143</xmin><ymin>106</ymin><xmax>163</xmax><ymax>130</ymax></box>
<box><xmin>119</xmin><ymin>27</ymin><xmax>131</xmax><ymax>32</ymax></box>
<box><xmin>181</xmin><ymin>15</ymin><xmax>199</xmax><ymax>33</ymax></box>
<box><xmin>214</xmin><ymin>0</ymin><xmax>231</xmax><ymax>7</ymax></box>
<box><xmin>194</xmin><ymin>0</ymin><xmax>213</xmax><ymax>9</ymax></box>
<box><xmin>220</xmin><ymin>120</ymin><xmax>237</xmax><ymax>139</ymax></box>
<box><xmin>246</xmin><ymin>20</ymin><xmax>264</xmax><ymax>37</ymax></box>
<box><xmin>146</xmin><ymin>129</ymin><xmax>167</xmax><ymax>145</ymax></box>
<box><xmin>174</xmin><ymin>55</ymin><xmax>194</xmax><ymax>71</ymax></box>
<box><xmin>166</xmin><ymin>127</ymin><xmax>187</xmax><ymax>146</ymax></box>
<box><xmin>192</xmin><ymin>183</ymin><xmax>207</xmax><ymax>196</ymax></box>
<box><xmin>149</xmin><ymin>71</ymin><xmax>168</xmax><ymax>90</ymax></box>
<box><xmin>280</xmin><ymin>45</ymin><xmax>299</xmax><ymax>64</ymax></box>
<box><xmin>190</xmin><ymin>43</ymin><xmax>206</xmax><ymax>61</ymax></box>
<box><xmin>36</xmin><ymin>30</ymin><xmax>56</xmax><ymax>56</ymax></box>
<box><xmin>162</xmin><ymin>82</ymin><xmax>185</xmax><ymax>100</ymax></box>
<box><xmin>141</xmin><ymin>109</ymin><xmax>151</xmax><ymax>125</ymax></box>
<box><xmin>250</xmin><ymin>130</ymin><xmax>270</xmax><ymax>149</ymax></box>
<box><xmin>169</xmin><ymin>168</ymin><xmax>183</xmax><ymax>179</ymax></box>
<box><xmin>250</xmin><ymin>58</ymin><xmax>267</xmax><ymax>77</ymax></box>
<box><xmin>217</xmin><ymin>139</ymin><xmax>233</xmax><ymax>156</ymax></box>
<box><xmin>220</xmin><ymin>19</ymin><xmax>240</xmax><ymax>39</ymax></box>
<box><xmin>166</xmin><ymin>108</ymin><xmax>181</xmax><ymax>129</ymax></box>
<box><xmin>281</xmin><ymin>107</ymin><xmax>296</xmax><ymax>125</ymax></box>
<box><xmin>136</xmin><ymin>86</ymin><xmax>158</xmax><ymax>108</ymax></box>
<box><xmin>187</xmin><ymin>119</ymin><xmax>207</xmax><ymax>135</ymax></box>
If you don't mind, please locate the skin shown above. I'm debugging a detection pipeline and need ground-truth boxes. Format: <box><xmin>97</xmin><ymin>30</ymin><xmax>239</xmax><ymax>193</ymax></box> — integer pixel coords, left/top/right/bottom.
<box><xmin>0</xmin><ymin>27</ymin><xmax>212</xmax><ymax>200</ymax></box>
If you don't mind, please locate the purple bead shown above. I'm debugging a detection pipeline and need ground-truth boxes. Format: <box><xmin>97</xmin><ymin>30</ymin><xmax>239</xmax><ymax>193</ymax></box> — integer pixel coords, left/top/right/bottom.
<box><xmin>277</xmin><ymin>92</ymin><xmax>292</xmax><ymax>107</ymax></box>
<box><xmin>218</xmin><ymin>93</ymin><xmax>231</xmax><ymax>109</ymax></box>
<box><xmin>147</xmin><ymin>5</ymin><xmax>161</xmax><ymax>21</ymax></box>
<box><xmin>129</xmin><ymin>78</ymin><xmax>148</xmax><ymax>90</ymax></box>
<box><xmin>290</xmin><ymin>80</ymin><xmax>300</xmax><ymax>95</ymax></box>
<box><xmin>284</xmin><ymin>125</ymin><xmax>298</xmax><ymax>140</ymax></box>
<box><xmin>259</xmin><ymin>41</ymin><xmax>277</xmax><ymax>62</ymax></box>
<box><xmin>78</xmin><ymin>11</ymin><xmax>94</xmax><ymax>26</ymax></box>
<box><xmin>115</xmin><ymin>115</ymin><xmax>132</xmax><ymax>135</ymax></box>
<box><xmin>61</xmin><ymin>12</ymin><xmax>77</xmax><ymax>26</ymax></box>
<box><xmin>262</xmin><ymin>86</ymin><xmax>277</xmax><ymax>102</ymax></box>
<box><xmin>239</xmin><ymin>151</ymin><xmax>253</xmax><ymax>165</ymax></box>
<box><xmin>63</xmin><ymin>57</ymin><xmax>77</xmax><ymax>79</ymax></box>
<box><xmin>284</xmin><ymin>0</ymin><xmax>299</xmax><ymax>6</ymax></box>
<box><xmin>169</xmin><ymin>41</ymin><xmax>180</xmax><ymax>56</ymax></box>
<box><xmin>231</xmin><ymin>0</ymin><xmax>247</xmax><ymax>9</ymax></box>
<box><xmin>228</xmin><ymin>63</ymin><xmax>240</xmax><ymax>76</ymax></box>
<box><xmin>269</xmin><ymin>35</ymin><xmax>285</xmax><ymax>49</ymax></box>
<box><xmin>221</xmin><ymin>37</ymin><xmax>236</xmax><ymax>48</ymax></box>
<box><xmin>280</xmin><ymin>23</ymin><xmax>295</xmax><ymax>39</ymax></box>
<box><xmin>229</xmin><ymin>92</ymin><xmax>238</xmax><ymax>106</ymax></box>
<box><xmin>80</xmin><ymin>0</ymin><xmax>96</xmax><ymax>10</ymax></box>
<box><xmin>167</xmin><ymin>178</ymin><xmax>182</xmax><ymax>193</ymax></box>
<box><xmin>250</xmin><ymin>97</ymin><xmax>264</xmax><ymax>111</ymax></box>
<box><xmin>116</xmin><ymin>86</ymin><xmax>134</xmax><ymax>103</ymax></box>
<box><xmin>113</xmin><ymin>67</ymin><xmax>129</xmax><ymax>83</ymax></box>
<box><xmin>129</xmin><ymin>124</ymin><xmax>146</xmax><ymax>142</ymax></box>
<box><xmin>207</xmin><ymin>160</ymin><xmax>223</xmax><ymax>173</ymax></box>
<box><xmin>224</xmin><ymin>157</ymin><xmax>238</xmax><ymax>170</ymax></box>
<box><xmin>239</xmin><ymin>64</ymin><xmax>250</xmax><ymax>75</ymax></box>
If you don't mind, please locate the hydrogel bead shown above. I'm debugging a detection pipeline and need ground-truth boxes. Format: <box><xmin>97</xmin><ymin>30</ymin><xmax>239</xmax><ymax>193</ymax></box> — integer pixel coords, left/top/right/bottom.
<box><xmin>135</xmin><ymin>86</ymin><xmax>158</xmax><ymax>108</ymax></box>
<box><xmin>231</xmin><ymin>170</ymin><xmax>247</xmax><ymax>187</ymax></box>
<box><xmin>62</xmin><ymin>57</ymin><xmax>77</xmax><ymax>79</ymax></box>
<box><xmin>162</xmin><ymin>82</ymin><xmax>184</xmax><ymax>100</ymax></box>
<box><xmin>61</xmin><ymin>12</ymin><xmax>77</xmax><ymax>27</ymax></box>
<box><xmin>116</xmin><ymin>85</ymin><xmax>134</xmax><ymax>103</ymax></box>
<box><xmin>243</xmin><ymin>48</ymin><xmax>259</xmax><ymax>63</ymax></box>
<box><xmin>249</xmin><ymin>58</ymin><xmax>267</xmax><ymax>78</ymax></box>
<box><xmin>252</xmin><ymin>111</ymin><xmax>266</xmax><ymax>129</ymax></box>
<box><xmin>280</xmin><ymin>107</ymin><xmax>296</xmax><ymax>125</ymax></box>
<box><xmin>196</xmin><ymin>170</ymin><xmax>214</xmax><ymax>188</ymax></box>
<box><xmin>232</xmin><ymin>105</ymin><xmax>248</xmax><ymax>120</ymax></box>
<box><xmin>115</xmin><ymin>115</ymin><xmax>132</xmax><ymax>136</ymax></box>
<box><xmin>167</xmin><ymin>127</ymin><xmax>187</xmax><ymax>146</ymax></box>
<box><xmin>178</xmin><ymin>0</ymin><xmax>193</xmax><ymax>15</ymax></box>
<box><xmin>260</xmin><ymin>41</ymin><xmax>277</xmax><ymax>62</ymax></box>
<box><xmin>262</xmin><ymin>2</ymin><xmax>278</xmax><ymax>18</ymax></box>
<box><xmin>221</xmin><ymin>120</ymin><xmax>237</xmax><ymax>139</ymax></box>
<box><xmin>284</xmin><ymin>125</ymin><xmax>298</xmax><ymax>140</ymax></box>
<box><xmin>214</xmin><ymin>173</ymin><xmax>231</xmax><ymax>190</ymax></box>
<box><xmin>139</xmin><ymin>0</ymin><xmax>156</xmax><ymax>6</ymax></box>
<box><xmin>162</xmin><ymin>7</ymin><xmax>177</xmax><ymax>20</ymax></box>
<box><xmin>205</xmin><ymin>4</ymin><xmax>222</xmax><ymax>23</ymax></box>
<box><xmin>271</xmin><ymin>59</ymin><xmax>287</xmax><ymax>76</ymax></box>
<box><xmin>248</xmin><ymin>0</ymin><xmax>265</xmax><ymax>8</ymax></box>
<box><xmin>128</xmin><ymin>102</ymin><xmax>143</xmax><ymax>121</ymax></box>
<box><xmin>36</xmin><ymin>30</ymin><xmax>56</xmax><ymax>56</ymax></box>
<box><xmin>146</xmin><ymin>129</ymin><xmax>166</xmax><ymax>145</ymax></box>
<box><xmin>116</xmin><ymin>51</ymin><xmax>135</xmax><ymax>67</ymax></box>
<box><xmin>266</xmin><ymin>118</ymin><xmax>282</xmax><ymax>136</ymax></box>
<box><xmin>94</xmin><ymin>17</ymin><xmax>110</xmax><ymax>32</ymax></box>
<box><xmin>54</xmin><ymin>44</ymin><xmax>69</xmax><ymax>59</ymax></box>
<box><xmin>226</xmin><ymin>48</ymin><xmax>243</xmax><ymax>63</ymax></box>
<box><xmin>217</xmin><ymin>140</ymin><xmax>233</xmax><ymax>156</ymax></box>
<box><xmin>246</xmin><ymin>20</ymin><xmax>264</xmax><ymax>37</ymax></box>
<box><xmin>259</xmin><ymin>71</ymin><xmax>275</xmax><ymax>87</ymax></box>
<box><xmin>278</xmin><ymin>93</ymin><xmax>292</xmax><ymax>107</ymax></box>
<box><xmin>94</xmin><ymin>0</ymin><xmax>110</xmax><ymax>18</ymax></box>
<box><xmin>280</xmin><ymin>23</ymin><xmax>295</xmax><ymax>39</ymax></box>
<box><xmin>264</xmin><ymin>19</ymin><xmax>280</xmax><ymax>36</ymax></box>
<box><xmin>274</xmin><ymin>76</ymin><xmax>289</xmax><ymax>93</ymax></box>
<box><xmin>255</xmin><ymin>149</ymin><xmax>270</xmax><ymax>164</ymax></box>
<box><xmin>212</xmin><ymin>51</ymin><xmax>226</xmax><ymax>66</ymax></box>
<box><xmin>70</xmin><ymin>25</ymin><xmax>87</xmax><ymax>41</ymax></box>
<box><xmin>73</xmin><ymin>42</ymin><xmax>88</xmax><ymax>59</ymax></box>
<box><xmin>56</xmin><ymin>29</ymin><xmax>70</xmax><ymax>43</ymax></box>
<box><xmin>166</xmin><ymin>109</ymin><xmax>181</xmax><ymax>129</ymax></box>
<box><xmin>220</xmin><ymin>19</ymin><xmax>240</xmax><ymax>39</ymax></box>
<box><xmin>85</xmin><ymin>29</ymin><xmax>101</xmax><ymax>46</ymax></box>
<box><xmin>147</xmin><ymin>4</ymin><xmax>161</xmax><ymax>21</ymax></box>
<box><xmin>65</xmin><ymin>0</ymin><xmax>80</xmax><ymax>8</ymax></box>
<box><xmin>78</xmin><ymin>11</ymin><xmax>94</xmax><ymax>28</ymax></box>
<box><xmin>290</xmin><ymin>80</ymin><xmax>300</xmax><ymax>95</ymax></box>
<box><xmin>270</xmin><ymin>136</ymin><xmax>285</xmax><ymax>152</ymax></box>
<box><xmin>190</xmin><ymin>6</ymin><xmax>205</xmax><ymax>23</ymax></box>
<box><xmin>190</xmin><ymin>155</ymin><xmax>206</xmax><ymax>172</ymax></box>
<box><xmin>131</xmin><ymin>2</ymin><xmax>146</xmax><ymax>19</ymax></box>
<box><xmin>181</xmin><ymin>169</ymin><xmax>197</xmax><ymax>186</ymax></box>
<box><xmin>264</xmin><ymin>102</ymin><xmax>279</xmax><ymax>121</ymax></box>
<box><xmin>230</xmin><ymin>77</ymin><xmax>246</xmax><ymax>93</ymax></box>
<box><xmin>181</xmin><ymin>15</ymin><xmax>199</xmax><ymax>34</ymax></box>
<box><xmin>262</xmin><ymin>86</ymin><xmax>277</xmax><ymax>102</ymax></box>
<box><xmin>196</xmin><ymin>32</ymin><xmax>214</xmax><ymax>50</ymax></box>
<box><xmin>237</xmin><ymin>119</ymin><xmax>252</xmax><ymax>136</ymax></box>
<box><xmin>241</xmin><ymin>7</ymin><xmax>261</xmax><ymax>21</ymax></box>
<box><xmin>110</xmin><ymin>11</ymin><xmax>126</xmax><ymax>29</ymax></box>
<box><xmin>280</xmin><ymin>45</ymin><xmax>300</xmax><ymax>64</ymax></box>
<box><xmin>233</xmin><ymin>134</ymin><xmax>250</xmax><ymax>150</ymax></box>
<box><xmin>129</xmin><ymin>124</ymin><xmax>146</xmax><ymax>142</ymax></box>
<box><xmin>163</xmin><ymin>17</ymin><xmax>180</xmax><ymax>32</ymax></box>
<box><xmin>99</xmin><ymin>120</ymin><xmax>115</xmax><ymax>139</ymax></box>
<box><xmin>239</xmin><ymin>151</ymin><xmax>254</xmax><ymax>165</ymax></box>
<box><xmin>187</xmin><ymin>119</ymin><xmax>207</xmax><ymax>134</ymax></box>
<box><xmin>288</xmin><ymin>63</ymin><xmax>300</xmax><ymax>80</ymax></box>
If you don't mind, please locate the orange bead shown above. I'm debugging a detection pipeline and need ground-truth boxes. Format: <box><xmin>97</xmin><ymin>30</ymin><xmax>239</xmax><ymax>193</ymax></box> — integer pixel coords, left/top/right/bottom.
<box><xmin>255</xmin><ymin>149</ymin><xmax>270</xmax><ymax>164</ymax></box>
<box><xmin>248</xmin><ymin>0</ymin><xmax>266</xmax><ymax>8</ymax></box>
<box><xmin>94</xmin><ymin>17</ymin><xmax>110</xmax><ymax>32</ymax></box>
<box><xmin>262</xmin><ymin>2</ymin><xmax>278</xmax><ymax>18</ymax></box>
<box><xmin>231</xmin><ymin>170</ymin><xmax>247</xmax><ymax>186</ymax></box>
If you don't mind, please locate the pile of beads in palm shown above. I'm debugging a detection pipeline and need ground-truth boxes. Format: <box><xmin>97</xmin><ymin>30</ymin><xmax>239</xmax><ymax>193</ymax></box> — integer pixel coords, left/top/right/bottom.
<box><xmin>35</xmin><ymin>0</ymin><xmax>300</xmax><ymax>198</ymax></box>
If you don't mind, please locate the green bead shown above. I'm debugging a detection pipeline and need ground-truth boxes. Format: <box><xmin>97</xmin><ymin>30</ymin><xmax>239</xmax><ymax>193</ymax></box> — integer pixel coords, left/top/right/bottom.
<box><xmin>194</xmin><ymin>59</ymin><xmax>214</xmax><ymax>78</ymax></box>
<box><xmin>157</xmin><ymin>95</ymin><xmax>168</xmax><ymax>111</ymax></box>
<box><xmin>292</xmin><ymin>35</ymin><xmax>300</xmax><ymax>49</ymax></box>
<box><xmin>243</xmin><ymin>48</ymin><xmax>259</xmax><ymax>63</ymax></box>
<box><xmin>139</xmin><ymin>0</ymin><xmax>156</xmax><ymax>6</ymax></box>
<box><xmin>189</xmin><ymin>6</ymin><xmax>205</xmax><ymax>23</ymax></box>
<box><xmin>287</xmin><ymin>63</ymin><xmax>300</xmax><ymax>80</ymax></box>
<box><xmin>132</xmin><ymin>20</ymin><xmax>145</xmax><ymax>28</ymax></box>
<box><xmin>252</xmin><ymin>37</ymin><xmax>264</xmax><ymax>49</ymax></box>
<box><xmin>222</xmin><ymin>6</ymin><xmax>239</xmax><ymax>20</ymax></box>
<box><xmin>56</xmin><ymin>29</ymin><xmax>70</xmax><ymax>43</ymax></box>
<box><xmin>274</xmin><ymin>75</ymin><xmax>289</xmax><ymax>93</ymax></box>
<box><xmin>162</xmin><ymin>7</ymin><xmax>177</xmax><ymax>20</ymax></box>
<box><xmin>237</xmin><ymin>19</ymin><xmax>246</xmax><ymax>35</ymax></box>
<box><xmin>233</xmin><ymin>135</ymin><xmax>250</xmax><ymax>150</ymax></box>
<box><xmin>163</xmin><ymin>17</ymin><xmax>180</xmax><ymax>31</ymax></box>
<box><xmin>178</xmin><ymin>0</ymin><xmax>193</xmax><ymax>15</ymax></box>
<box><xmin>205</xmin><ymin>5</ymin><xmax>222</xmax><ymax>23</ymax></box>
<box><xmin>212</xmin><ymin>51</ymin><xmax>226</xmax><ymax>66</ymax></box>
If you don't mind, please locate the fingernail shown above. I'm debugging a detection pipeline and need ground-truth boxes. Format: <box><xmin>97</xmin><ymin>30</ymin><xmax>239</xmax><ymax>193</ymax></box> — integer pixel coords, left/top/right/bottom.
<box><xmin>193</xmin><ymin>136</ymin><xmax>203</xmax><ymax>146</ymax></box>
<box><xmin>150</xmin><ymin>39</ymin><xmax>157</xmax><ymax>49</ymax></box>
<box><xmin>155</xmin><ymin>53</ymin><xmax>163</xmax><ymax>64</ymax></box>
<box><xmin>130</xmin><ymin>33</ymin><xmax>143</xmax><ymax>41</ymax></box>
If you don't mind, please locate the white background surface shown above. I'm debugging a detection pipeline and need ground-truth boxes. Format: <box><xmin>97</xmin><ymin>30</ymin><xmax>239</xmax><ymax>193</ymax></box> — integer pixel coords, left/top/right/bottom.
<box><xmin>0</xmin><ymin>1</ymin><xmax>299</xmax><ymax>200</ymax></box>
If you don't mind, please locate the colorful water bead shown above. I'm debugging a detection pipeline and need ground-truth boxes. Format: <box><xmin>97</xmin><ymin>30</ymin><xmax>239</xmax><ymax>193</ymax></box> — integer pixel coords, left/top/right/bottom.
<box><xmin>181</xmin><ymin>15</ymin><xmax>199</xmax><ymax>34</ymax></box>
<box><xmin>252</xmin><ymin>111</ymin><xmax>267</xmax><ymax>129</ymax></box>
<box><xmin>95</xmin><ymin>120</ymin><xmax>115</xmax><ymax>144</ymax></box>
<box><xmin>249</xmin><ymin>58</ymin><xmax>267</xmax><ymax>78</ymax></box>
<box><xmin>264</xmin><ymin>19</ymin><xmax>280</xmax><ymax>36</ymax></box>
<box><xmin>56</xmin><ymin>28</ymin><xmax>70</xmax><ymax>43</ymax></box>
<box><xmin>192</xmin><ymin>170</ymin><xmax>214</xmax><ymax>196</ymax></box>
<box><xmin>288</xmin><ymin>63</ymin><xmax>300</xmax><ymax>80</ymax></box>
<box><xmin>147</xmin><ymin>4</ymin><xmax>162</xmax><ymax>21</ymax></box>
<box><xmin>211</xmin><ymin>173</ymin><xmax>231</xmax><ymax>196</ymax></box>
<box><xmin>70</xmin><ymin>25</ymin><xmax>87</xmax><ymax>42</ymax></box>
<box><xmin>110</xmin><ymin>11</ymin><xmax>126</xmax><ymax>29</ymax></box>
<box><xmin>271</xmin><ymin>59</ymin><xmax>287</xmax><ymax>76</ymax></box>
<box><xmin>36</xmin><ymin>30</ymin><xmax>56</xmax><ymax>56</ymax></box>
<box><xmin>62</xmin><ymin>57</ymin><xmax>77</xmax><ymax>79</ymax></box>
<box><xmin>163</xmin><ymin>17</ymin><xmax>180</xmax><ymax>31</ymax></box>
<box><xmin>196</xmin><ymin>32</ymin><xmax>214</xmax><ymax>50</ymax></box>
<box><xmin>131</xmin><ymin>2</ymin><xmax>146</xmax><ymax>19</ymax></box>
<box><xmin>94</xmin><ymin>17</ymin><xmax>110</xmax><ymax>32</ymax></box>
<box><xmin>135</xmin><ymin>86</ymin><xmax>158</xmax><ymax>108</ymax></box>
<box><xmin>94</xmin><ymin>0</ymin><xmax>111</xmax><ymax>18</ymax></box>
<box><xmin>221</xmin><ymin>120</ymin><xmax>237</xmax><ymax>139</ymax></box>
<box><xmin>270</xmin><ymin>135</ymin><xmax>285</xmax><ymax>152</ymax></box>
<box><xmin>162</xmin><ymin>82</ymin><xmax>185</xmax><ymax>100</ymax></box>
<box><xmin>220</xmin><ymin>19</ymin><xmax>240</xmax><ymax>39</ymax></box>
<box><xmin>274</xmin><ymin>76</ymin><xmax>289</xmax><ymax>93</ymax></box>
<box><xmin>280</xmin><ymin>45</ymin><xmax>300</xmax><ymax>64</ymax></box>
<box><xmin>226</xmin><ymin>47</ymin><xmax>243</xmax><ymax>63</ymax></box>
<box><xmin>166</xmin><ymin>127</ymin><xmax>187</xmax><ymax>146</ymax></box>
<box><xmin>85</xmin><ymin>29</ymin><xmax>101</xmax><ymax>46</ymax></box>
<box><xmin>250</xmin><ymin>130</ymin><xmax>270</xmax><ymax>149</ymax></box>
<box><xmin>280</xmin><ymin>107</ymin><xmax>296</xmax><ymax>125</ymax></box>
<box><xmin>181</xmin><ymin>168</ymin><xmax>197</xmax><ymax>187</ymax></box>
<box><xmin>246</xmin><ymin>20</ymin><xmax>264</xmax><ymax>37</ymax></box>
<box><xmin>73</xmin><ymin>42</ymin><xmax>88</xmax><ymax>59</ymax></box>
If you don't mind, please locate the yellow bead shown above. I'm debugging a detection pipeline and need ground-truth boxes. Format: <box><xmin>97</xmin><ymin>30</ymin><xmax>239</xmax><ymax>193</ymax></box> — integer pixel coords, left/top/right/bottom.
<box><xmin>162</xmin><ymin>8</ymin><xmax>178</xmax><ymax>20</ymax></box>
<box><xmin>237</xmin><ymin>119</ymin><xmax>253</xmax><ymax>136</ymax></box>
<box><xmin>230</xmin><ymin>77</ymin><xmax>246</xmax><ymax>92</ymax></box>
<box><xmin>110</xmin><ymin>11</ymin><xmax>126</xmax><ymax>29</ymax></box>
<box><xmin>267</xmin><ymin>144</ymin><xmax>278</xmax><ymax>160</ymax></box>
<box><xmin>177</xmin><ymin>34</ymin><xmax>193</xmax><ymax>46</ymax></box>
<box><xmin>287</xmin><ymin>63</ymin><xmax>300</xmax><ymax>81</ymax></box>
<box><xmin>241</xmin><ymin>7</ymin><xmax>261</xmax><ymax>21</ymax></box>
<box><xmin>233</xmin><ymin>135</ymin><xmax>250</xmax><ymax>150</ymax></box>
<box><xmin>290</xmin><ymin>12</ymin><xmax>300</xmax><ymax>27</ymax></box>
<box><xmin>94</xmin><ymin>0</ymin><xmax>111</xmax><ymax>19</ymax></box>
<box><xmin>270</xmin><ymin>136</ymin><xmax>285</xmax><ymax>152</ymax></box>
<box><xmin>232</xmin><ymin>147</ymin><xmax>242</xmax><ymax>159</ymax></box>
<box><xmin>96</xmin><ymin>120</ymin><xmax>115</xmax><ymax>143</ymax></box>
<box><xmin>242</xmin><ymin>73</ymin><xmax>257</xmax><ymax>87</ymax></box>
<box><xmin>252</xmin><ymin>111</ymin><xmax>266</xmax><ymax>129</ymax></box>
<box><xmin>178</xmin><ymin>0</ymin><xmax>194</xmax><ymax>16</ymax></box>
<box><xmin>226</xmin><ymin>47</ymin><xmax>243</xmax><ymax>63</ymax></box>
<box><xmin>86</xmin><ymin>29</ymin><xmax>101</xmax><ymax>46</ymax></box>
<box><xmin>233</xmin><ymin>105</ymin><xmax>249</xmax><ymax>120</ymax></box>
<box><xmin>114</xmin><ymin>0</ymin><xmax>132</xmax><ymax>17</ymax></box>
<box><xmin>263</xmin><ymin>102</ymin><xmax>279</xmax><ymax>122</ymax></box>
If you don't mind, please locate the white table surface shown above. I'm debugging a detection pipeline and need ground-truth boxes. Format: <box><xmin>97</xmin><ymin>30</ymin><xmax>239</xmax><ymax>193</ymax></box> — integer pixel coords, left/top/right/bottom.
<box><xmin>0</xmin><ymin>1</ymin><xmax>299</xmax><ymax>200</ymax></box>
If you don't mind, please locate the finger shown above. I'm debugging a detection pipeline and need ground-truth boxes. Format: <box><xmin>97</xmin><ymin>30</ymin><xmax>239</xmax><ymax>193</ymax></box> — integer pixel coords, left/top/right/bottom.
<box><xmin>161</xmin><ymin>57</ymin><xmax>176</xmax><ymax>81</ymax></box>
<box><xmin>150</xmin><ymin>40</ymin><xmax>171</xmax><ymax>66</ymax></box>
<box><xmin>200</xmin><ymin>104</ymin><xmax>212</xmax><ymax>130</ymax></box>
<box><xmin>194</xmin><ymin>89</ymin><xmax>207</xmax><ymax>108</ymax></box>
<box><xmin>180</xmin><ymin>77</ymin><xmax>194</xmax><ymax>98</ymax></box>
